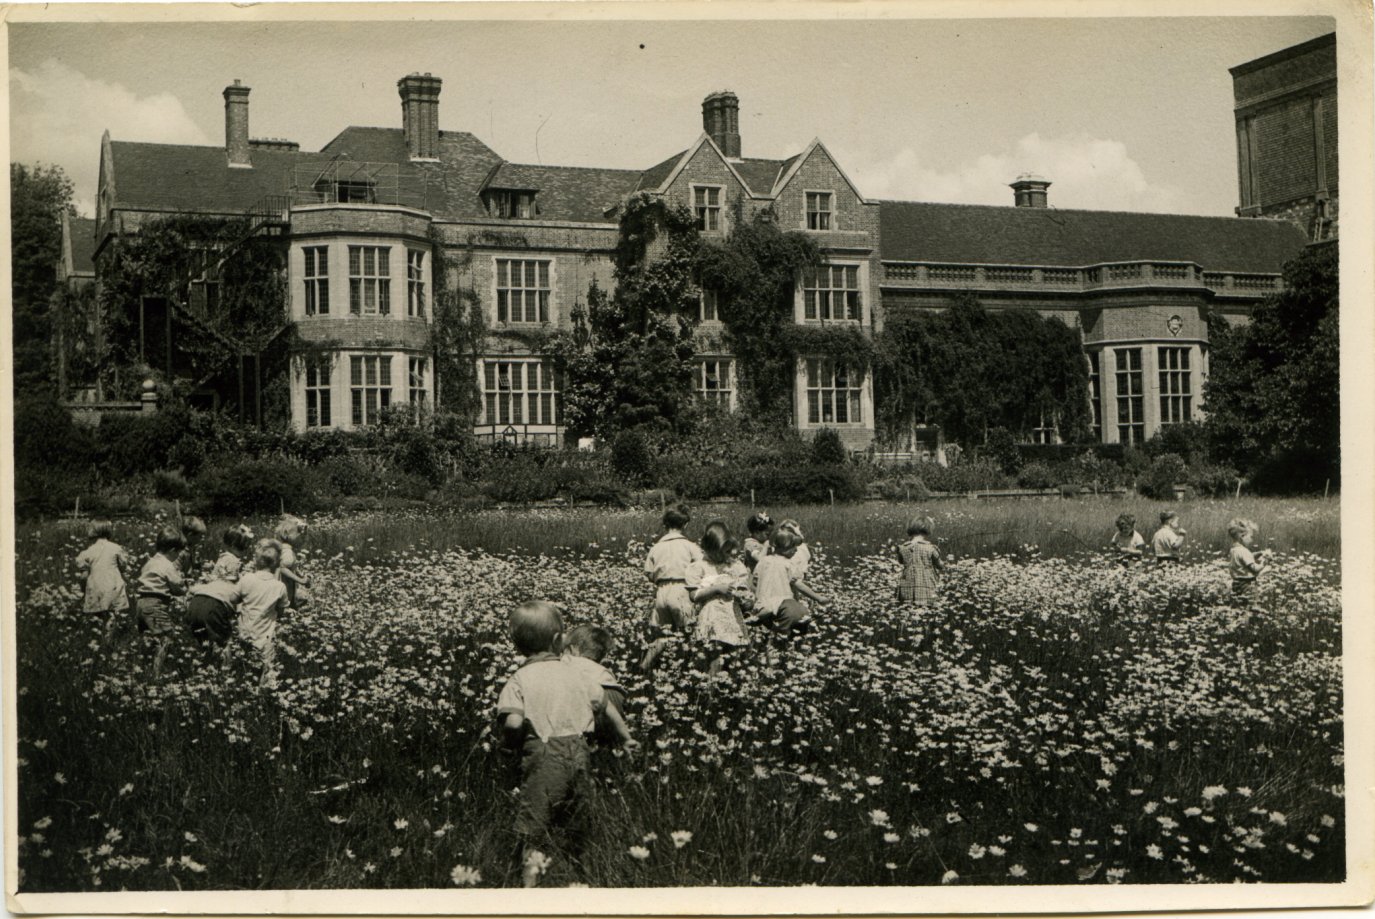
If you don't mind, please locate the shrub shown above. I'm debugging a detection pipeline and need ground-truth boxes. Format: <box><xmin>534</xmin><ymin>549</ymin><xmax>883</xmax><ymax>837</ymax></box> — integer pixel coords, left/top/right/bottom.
<box><xmin>196</xmin><ymin>458</ymin><xmax>319</xmax><ymax>516</ymax></box>
<box><xmin>14</xmin><ymin>466</ymin><xmax>86</xmax><ymax>520</ymax></box>
<box><xmin>314</xmin><ymin>453</ymin><xmax>375</xmax><ymax>497</ymax></box>
<box><xmin>810</xmin><ymin>428</ymin><xmax>848</xmax><ymax>466</ymax></box>
<box><xmin>152</xmin><ymin>469</ymin><xmax>194</xmax><ymax>501</ymax></box>
<box><xmin>1145</xmin><ymin>421</ymin><xmax>1212</xmax><ymax>465</ymax></box>
<box><xmin>98</xmin><ymin>405</ymin><xmax>195</xmax><ymax>476</ymax></box>
<box><xmin>982</xmin><ymin>427</ymin><xmax>1022</xmax><ymax>474</ymax></box>
<box><xmin>747</xmin><ymin>464</ymin><xmax>862</xmax><ymax>504</ymax></box>
<box><xmin>610</xmin><ymin>430</ymin><xmax>654</xmax><ymax>487</ymax></box>
<box><xmin>13</xmin><ymin>394</ymin><xmax>100</xmax><ymax>474</ymax></box>
<box><xmin>1188</xmin><ymin>462</ymin><xmax>1242</xmax><ymax>498</ymax></box>
<box><xmin>483</xmin><ymin>455</ymin><xmax>561</xmax><ymax>503</ymax></box>
<box><xmin>1016</xmin><ymin>462</ymin><xmax>1056</xmax><ymax>490</ymax></box>
<box><xmin>1146</xmin><ymin>453</ymin><xmax>1188</xmax><ymax>499</ymax></box>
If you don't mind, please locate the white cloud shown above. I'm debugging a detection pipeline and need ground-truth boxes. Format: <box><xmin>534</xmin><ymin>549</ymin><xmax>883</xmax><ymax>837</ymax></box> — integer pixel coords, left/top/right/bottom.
<box><xmin>849</xmin><ymin>133</ymin><xmax>1191</xmax><ymax>214</ymax></box>
<box><xmin>9</xmin><ymin>60</ymin><xmax>211</xmax><ymax>216</ymax></box>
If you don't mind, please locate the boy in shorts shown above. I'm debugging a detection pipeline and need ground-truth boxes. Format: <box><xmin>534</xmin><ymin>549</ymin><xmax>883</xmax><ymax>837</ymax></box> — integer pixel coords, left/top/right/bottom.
<box><xmin>640</xmin><ymin>505</ymin><xmax>701</xmax><ymax>670</ymax></box>
<box><xmin>497</xmin><ymin>602</ymin><xmax>636</xmax><ymax>886</ymax></box>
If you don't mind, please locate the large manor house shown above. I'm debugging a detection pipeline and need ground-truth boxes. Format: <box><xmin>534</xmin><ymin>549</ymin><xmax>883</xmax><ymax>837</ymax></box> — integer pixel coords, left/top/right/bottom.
<box><xmin>61</xmin><ymin>33</ymin><xmax>1335</xmax><ymax>449</ymax></box>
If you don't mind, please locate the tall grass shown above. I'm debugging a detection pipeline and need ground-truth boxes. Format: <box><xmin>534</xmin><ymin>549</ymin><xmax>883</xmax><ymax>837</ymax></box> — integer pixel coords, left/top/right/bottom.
<box><xmin>13</xmin><ymin>498</ymin><xmax>1343</xmax><ymax>890</ymax></box>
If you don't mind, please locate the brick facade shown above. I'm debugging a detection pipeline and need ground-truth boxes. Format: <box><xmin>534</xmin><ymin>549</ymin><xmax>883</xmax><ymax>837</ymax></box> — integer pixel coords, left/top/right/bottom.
<box><xmin>1232</xmin><ymin>33</ymin><xmax>1337</xmax><ymax>241</ymax></box>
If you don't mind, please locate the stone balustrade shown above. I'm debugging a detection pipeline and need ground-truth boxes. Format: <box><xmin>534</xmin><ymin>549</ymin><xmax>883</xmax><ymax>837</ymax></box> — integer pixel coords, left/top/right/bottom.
<box><xmin>883</xmin><ymin>260</ymin><xmax>1282</xmax><ymax>297</ymax></box>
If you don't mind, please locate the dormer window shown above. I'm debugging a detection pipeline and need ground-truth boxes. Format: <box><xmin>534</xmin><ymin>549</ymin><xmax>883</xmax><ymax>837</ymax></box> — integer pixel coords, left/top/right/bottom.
<box><xmin>315</xmin><ymin>178</ymin><xmax>377</xmax><ymax>204</ymax></box>
<box><xmin>487</xmin><ymin>189</ymin><xmax>538</xmax><ymax>219</ymax></box>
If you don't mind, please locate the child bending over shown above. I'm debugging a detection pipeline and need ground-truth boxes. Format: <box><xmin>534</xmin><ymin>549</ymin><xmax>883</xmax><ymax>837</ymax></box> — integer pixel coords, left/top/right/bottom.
<box><xmin>562</xmin><ymin>624</ymin><xmax>627</xmax><ymax>744</ymax></box>
<box><xmin>750</xmin><ymin>529</ymin><xmax>828</xmax><ymax>636</ymax></box>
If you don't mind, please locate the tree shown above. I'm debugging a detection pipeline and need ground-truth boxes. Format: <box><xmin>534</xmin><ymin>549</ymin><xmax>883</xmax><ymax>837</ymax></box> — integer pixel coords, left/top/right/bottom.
<box><xmin>10</xmin><ymin>163</ymin><xmax>75</xmax><ymax>391</ymax></box>
<box><xmin>1204</xmin><ymin>242</ymin><xmax>1338</xmax><ymax>492</ymax></box>
<box><xmin>549</xmin><ymin>193</ymin><xmax>700</xmax><ymax>439</ymax></box>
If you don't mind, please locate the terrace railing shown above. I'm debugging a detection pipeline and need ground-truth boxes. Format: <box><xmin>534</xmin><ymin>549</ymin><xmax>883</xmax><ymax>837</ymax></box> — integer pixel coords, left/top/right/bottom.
<box><xmin>884</xmin><ymin>260</ymin><xmax>1283</xmax><ymax>297</ymax></box>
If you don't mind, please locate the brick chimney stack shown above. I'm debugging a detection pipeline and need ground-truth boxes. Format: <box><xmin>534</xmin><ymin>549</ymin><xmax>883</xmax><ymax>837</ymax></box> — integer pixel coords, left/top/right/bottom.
<box><xmin>398</xmin><ymin>73</ymin><xmax>443</xmax><ymax>161</ymax></box>
<box><xmin>1010</xmin><ymin>174</ymin><xmax>1051</xmax><ymax>208</ymax></box>
<box><xmin>223</xmin><ymin>80</ymin><xmax>251</xmax><ymax>168</ymax></box>
<box><xmin>702</xmin><ymin>91</ymin><xmax>741</xmax><ymax>159</ymax></box>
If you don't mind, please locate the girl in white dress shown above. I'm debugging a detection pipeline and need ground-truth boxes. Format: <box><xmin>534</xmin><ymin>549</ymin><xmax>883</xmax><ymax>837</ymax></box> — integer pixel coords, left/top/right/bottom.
<box><xmin>687</xmin><ymin>521</ymin><xmax>751</xmax><ymax>677</ymax></box>
<box><xmin>75</xmin><ymin>518</ymin><xmax>131</xmax><ymax>640</ymax></box>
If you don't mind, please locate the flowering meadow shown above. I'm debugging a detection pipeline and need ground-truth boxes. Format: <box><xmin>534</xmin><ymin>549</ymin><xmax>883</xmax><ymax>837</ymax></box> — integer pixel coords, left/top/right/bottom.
<box><xmin>13</xmin><ymin>500</ymin><xmax>1344</xmax><ymax>889</ymax></box>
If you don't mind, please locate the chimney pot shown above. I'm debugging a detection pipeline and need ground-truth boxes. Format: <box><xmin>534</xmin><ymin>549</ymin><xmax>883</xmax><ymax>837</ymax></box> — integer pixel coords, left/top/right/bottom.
<box><xmin>1010</xmin><ymin>173</ymin><xmax>1051</xmax><ymax>208</ymax></box>
<box><xmin>398</xmin><ymin>73</ymin><xmax>443</xmax><ymax>161</ymax></box>
<box><xmin>702</xmin><ymin>90</ymin><xmax>741</xmax><ymax>159</ymax></box>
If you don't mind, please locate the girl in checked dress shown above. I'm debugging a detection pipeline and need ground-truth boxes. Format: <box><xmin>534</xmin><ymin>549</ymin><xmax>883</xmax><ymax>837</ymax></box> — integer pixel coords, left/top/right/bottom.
<box><xmin>896</xmin><ymin>516</ymin><xmax>943</xmax><ymax>607</ymax></box>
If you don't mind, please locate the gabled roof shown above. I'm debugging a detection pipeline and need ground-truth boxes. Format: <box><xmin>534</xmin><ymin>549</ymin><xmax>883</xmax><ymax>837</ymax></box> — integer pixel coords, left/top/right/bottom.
<box><xmin>733</xmin><ymin>158</ymin><xmax>789</xmax><ymax>196</ymax></box>
<box><xmin>878</xmin><ymin>201</ymin><xmax>1309</xmax><ymax>275</ymax></box>
<box><xmin>106</xmin><ymin>140</ymin><xmax>311</xmax><ymax>215</ymax></box>
<box><xmin>66</xmin><ymin>215</ymin><xmax>97</xmax><ymax>275</ymax></box>
<box><xmin>773</xmin><ymin>139</ymin><xmax>871</xmax><ymax>204</ymax></box>
<box><xmin>637</xmin><ymin>149</ymin><xmax>686</xmax><ymax>192</ymax></box>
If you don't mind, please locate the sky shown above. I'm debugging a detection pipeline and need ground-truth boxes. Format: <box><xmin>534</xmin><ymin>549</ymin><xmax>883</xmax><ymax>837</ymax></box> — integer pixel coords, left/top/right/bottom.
<box><xmin>8</xmin><ymin>14</ymin><xmax>1334</xmax><ymax>219</ymax></box>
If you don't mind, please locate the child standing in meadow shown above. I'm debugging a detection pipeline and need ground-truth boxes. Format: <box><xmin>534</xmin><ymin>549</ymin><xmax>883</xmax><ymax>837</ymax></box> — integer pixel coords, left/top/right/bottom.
<box><xmin>275</xmin><ymin>516</ymin><xmax>312</xmax><ymax>608</ymax></box>
<box><xmin>237</xmin><ymin>541</ymin><xmax>290</xmax><ymax>688</ymax></box>
<box><xmin>562</xmin><ymin>624</ymin><xmax>627</xmax><ymax>745</ymax></box>
<box><xmin>1152</xmin><ymin>511</ymin><xmax>1187</xmax><ymax>565</ymax></box>
<box><xmin>179</xmin><ymin>516</ymin><xmax>208</xmax><ymax>578</ymax></box>
<box><xmin>1227</xmin><ymin>517</ymin><xmax>1269</xmax><ymax>608</ymax></box>
<box><xmin>750</xmin><ymin>529</ymin><xmax>828</xmax><ymax>637</ymax></box>
<box><xmin>136</xmin><ymin>525</ymin><xmax>187</xmax><ymax>678</ymax></box>
<box><xmin>209</xmin><ymin>525</ymin><xmax>255</xmax><ymax>582</ymax></box>
<box><xmin>742</xmin><ymin>512</ymin><xmax>774</xmax><ymax>571</ymax></box>
<box><xmin>640</xmin><ymin>505</ymin><xmax>701</xmax><ymax>671</ymax></box>
<box><xmin>75</xmin><ymin>519</ymin><xmax>131</xmax><ymax>640</ymax></box>
<box><xmin>1112</xmin><ymin>513</ymin><xmax>1147</xmax><ymax>567</ymax></box>
<box><xmin>778</xmin><ymin>519</ymin><xmax>811</xmax><ymax>579</ymax></box>
<box><xmin>688</xmin><ymin>521</ymin><xmax>752</xmax><ymax>676</ymax></box>
<box><xmin>497</xmin><ymin>601</ymin><xmax>636</xmax><ymax>887</ymax></box>
<box><xmin>895</xmin><ymin>516</ymin><xmax>943</xmax><ymax>607</ymax></box>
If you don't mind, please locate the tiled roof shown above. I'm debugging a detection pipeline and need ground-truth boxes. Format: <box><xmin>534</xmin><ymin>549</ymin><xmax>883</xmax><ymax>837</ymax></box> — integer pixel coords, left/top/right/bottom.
<box><xmin>68</xmin><ymin>216</ymin><xmax>97</xmax><ymax>274</ymax></box>
<box><xmin>733</xmin><ymin>158</ymin><xmax>787</xmax><ymax>195</ymax></box>
<box><xmin>637</xmin><ymin>150</ymin><xmax>685</xmax><ymax>192</ymax></box>
<box><xmin>878</xmin><ymin>201</ymin><xmax>1309</xmax><ymax>274</ymax></box>
<box><xmin>484</xmin><ymin>163</ymin><xmax>641</xmax><ymax>223</ymax></box>
<box><xmin>108</xmin><ymin>141</ymin><xmax>310</xmax><ymax>214</ymax></box>
<box><xmin>319</xmin><ymin>127</ymin><xmax>503</xmax><ymax>220</ymax></box>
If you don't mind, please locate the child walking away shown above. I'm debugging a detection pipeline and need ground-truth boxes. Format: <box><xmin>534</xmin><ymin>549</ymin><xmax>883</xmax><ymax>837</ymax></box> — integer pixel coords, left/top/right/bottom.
<box><xmin>136</xmin><ymin>525</ymin><xmax>187</xmax><ymax>678</ymax></box>
<box><xmin>209</xmin><ymin>525</ymin><xmax>255</xmax><ymax>582</ymax></box>
<box><xmin>497</xmin><ymin>601</ymin><xmax>635</xmax><ymax>887</ymax></box>
<box><xmin>75</xmin><ymin>519</ymin><xmax>132</xmax><ymax>641</ymax></box>
<box><xmin>1227</xmin><ymin>518</ymin><xmax>1269</xmax><ymax>610</ymax></box>
<box><xmin>562</xmin><ymin>624</ymin><xmax>627</xmax><ymax>745</ymax></box>
<box><xmin>742</xmin><ymin>512</ymin><xmax>774</xmax><ymax>571</ymax></box>
<box><xmin>750</xmin><ymin>529</ymin><xmax>828</xmax><ymax>637</ymax></box>
<box><xmin>640</xmin><ymin>505</ymin><xmax>702</xmax><ymax>671</ymax></box>
<box><xmin>778</xmin><ymin>519</ymin><xmax>811</xmax><ymax>579</ymax></box>
<box><xmin>275</xmin><ymin>516</ymin><xmax>311</xmax><ymax>608</ymax></box>
<box><xmin>1152</xmin><ymin>511</ymin><xmax>1187</xmax><ymax>565</ymax></box>
<box><xmin>688</xmin><ymin>522</ymin><xmax>751</xmax><ymax>677</ymax></box>
<box><xmin>896</xmin><ymin>516</ymin><xmax>943</xmax><ymax>607</ymax></box>
<box><xmin>238</xmin><ymin>541</ymin><xmax>290</xmax><ymax>689</ymax></box>
<box><xmin>185</xmin><ymin>568</ymin><xmax>243</xmax><ymax>664</ymax></box>
<box><xmin>1112</xmin><ymin>513</ymin><xmax>1147</xmax><ymax>567</ymax></box>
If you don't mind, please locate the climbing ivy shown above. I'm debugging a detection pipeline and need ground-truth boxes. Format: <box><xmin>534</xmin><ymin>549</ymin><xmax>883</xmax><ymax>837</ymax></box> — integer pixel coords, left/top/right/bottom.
<box><xmin>97</xmin><ymin>214</ymin><xmax>288</xmax><ymax>405</ymax></box>
<box><xmin>428</xmin><ymin>225</ymin><xmax>488</xmax><ymax>425</ymax></box>
<box><xmin>695</xmin><ymin>211</ymin><xmax>820</xmax><ymax>422</ymax></box>
<box><xmin>546</xmin><ymin>192</ymin><xmax>699</xmax><ymax>439</ymax></box>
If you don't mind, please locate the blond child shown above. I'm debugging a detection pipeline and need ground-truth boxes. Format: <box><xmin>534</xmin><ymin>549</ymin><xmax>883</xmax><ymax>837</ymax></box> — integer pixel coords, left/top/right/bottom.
<box><xmin>238</xmin><ymin>541</ymin><xmax>290</xmax><ymax>688</ymax></box>
<box><xmin>1227</xmin><ymin>517</ymin><xmax>1269</xmax><ymax>607</ymax></box>
<box><xmin>75</xmin><ymin>519</ymin><xmax>132</xmax><ymax>638</ymax></box>
<box><xmin>896</xmin><ymin>516</ymin><xmax>943</xmax><ymax>606</ymax></box>
<box><xmin>750</xmin><ymin>529</ymin><xmax>828</xmax><ymax>636</ymax></box>
<box><xmin>136</xmin><ymin>525</ymin><xmax>187</xmax><ymax>678</ymax></box>
<box><xmin>1111</xmin><ymin>513</ymin><xmax>1147</xmax><ymax>567</ymax></box>
<box><xmin>688</xmin><ymin>522</ymin><xmax>751</xmax><ymax>676</ymax></box>
<box><xmin>179</xmin><ymin>516</ymin><xmax>208</xmax><ymax>578</ymax></box>
<box><xmin>640</xmin><ymin>504</ymin><xmax>701</xmax><ymax>670</ymax></box>
<box><xmin>778</xmin><ymin>518</ymin><xmax>812</xmax><ymax>579</ymax></box>
<box><xmin>497</xmin><ymin>601</ymin><xmax>635</xmax><ymax>887</ymax></box>
<box><xmin>274</xmin><ymin>516</ymin><xmax>311</xmax><ymax>608</ymax></box>
<box><xmin>1152</xmin><ymin>511</ymin><xmax>1186</xmax><ymax>564</ymax></box>
<box><xmin>562</xmin><ymin>624</ymin><xmax>627</xmax><ymax>744</ymax></box>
